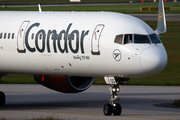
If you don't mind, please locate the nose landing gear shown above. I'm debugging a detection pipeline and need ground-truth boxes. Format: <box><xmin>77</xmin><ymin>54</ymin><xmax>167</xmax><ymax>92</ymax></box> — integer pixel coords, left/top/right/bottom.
<box><xmin>103</xmin><ymin>77</ymin><xmax>128</xmax><ymax>116</ymax></box>
<box><xmin>103</xmin><ymin>84</ymin><xmax>122</xmax><ymax>116</ymax></box>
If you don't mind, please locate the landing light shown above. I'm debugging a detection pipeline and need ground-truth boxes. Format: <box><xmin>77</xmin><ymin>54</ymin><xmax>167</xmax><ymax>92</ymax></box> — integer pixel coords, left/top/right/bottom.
<box><xmin>117</xmin><ymin>88</ymin><xmax>120</xmax><ymax>92</ymax></box>
<box><xmin>112</xmin><ymin>88</ymin><xmax>116</xmax><ymax>92</ymax></box>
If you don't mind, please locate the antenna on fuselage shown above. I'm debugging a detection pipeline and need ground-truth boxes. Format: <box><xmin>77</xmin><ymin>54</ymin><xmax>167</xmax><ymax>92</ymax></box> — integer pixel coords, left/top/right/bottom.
<box><xmin>38</xmin><ymin>4</ymin><xmax>42</xmax><ymax>13</ymax></box>
<box><xmin>155</xmin><ymin>0</ymin><xmax>167</xmax><ymax>34</ymax></box>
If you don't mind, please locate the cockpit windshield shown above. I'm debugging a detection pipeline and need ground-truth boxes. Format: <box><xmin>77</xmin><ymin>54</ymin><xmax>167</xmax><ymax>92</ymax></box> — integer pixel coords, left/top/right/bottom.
<box><xmin>149</xmin><ymin>34</ymin><xmax>161</xmax><ymax>43</ymax></box>
<box><xmin>134</xmin><ymin>35</ymin><xmax>150</xmax><ymax>43</ymax></box>
<box><xmin>114</xmin><ymin>33</ymin><xmax>161</xmax><ymax>45</ymax></box>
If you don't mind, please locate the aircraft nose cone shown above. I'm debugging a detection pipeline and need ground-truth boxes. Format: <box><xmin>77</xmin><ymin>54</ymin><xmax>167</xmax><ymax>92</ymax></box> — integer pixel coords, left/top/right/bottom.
<box><xmin>140</xmin><ymin>46</ymin><xmax>167</xmax><ymax>75</ymax></box>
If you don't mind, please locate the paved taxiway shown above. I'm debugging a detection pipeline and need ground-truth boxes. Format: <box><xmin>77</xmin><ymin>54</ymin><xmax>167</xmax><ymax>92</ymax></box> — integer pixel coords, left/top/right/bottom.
<box><xmin>0</xmin><ymin>84</ymin><xmax>180</xmax><ymax>120</ymax></box>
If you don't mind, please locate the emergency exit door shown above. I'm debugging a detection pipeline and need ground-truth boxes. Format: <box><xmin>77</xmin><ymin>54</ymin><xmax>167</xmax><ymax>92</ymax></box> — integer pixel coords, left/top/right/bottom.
<box><xmin>17</xmin><ymin>21</ymin><xmax>30</xmax><ymax>53</ymax></box>
<box><xmin>91</xmin><ymin>24</ymin><xmax>104</xmax><ymax>55</ymax></box>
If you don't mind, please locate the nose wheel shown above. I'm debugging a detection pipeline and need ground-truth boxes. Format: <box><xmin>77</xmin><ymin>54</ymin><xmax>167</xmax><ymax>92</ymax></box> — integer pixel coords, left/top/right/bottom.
<box><xmin>112</xmin><ymin>103</ymin><xmax>122</xmax><ymax>115</ymax></box>
<box><xmin>103</xmin><ymin>103</ymin><xmax>113</xmax><ymax>115</ymax></box>
<box><xmin>103</xmin><ymin>103</ymin><xmax>122</xmax><ymax>116</ymax></box>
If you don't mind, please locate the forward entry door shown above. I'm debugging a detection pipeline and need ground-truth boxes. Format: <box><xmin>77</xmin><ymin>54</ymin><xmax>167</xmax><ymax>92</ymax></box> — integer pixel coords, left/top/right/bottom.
<box><xmin>17</xmin><ymin>21</ymin><xmax>30</xmax><ymax>53</ymax></box>
<box><xmin>91</xmin><ymin>24</ymin><xmax>104</xmax><ymax>55</ymax></box>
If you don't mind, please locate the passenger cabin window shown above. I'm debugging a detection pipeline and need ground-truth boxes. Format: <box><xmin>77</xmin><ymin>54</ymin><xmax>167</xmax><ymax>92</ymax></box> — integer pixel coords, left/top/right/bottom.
<box><xmin>124</xmin><ymin>34</ymin><xmax>133</xmax><ymax>44</ymax></box>
<box><xmin>0</xmin><ymin>33</ymin><xmax>15</xmax><ymax>39</ymax></box>
<box><xmin>149</xmin><ymin>34</ymin><xmax>161</xmax><ymax>43</ymax></box>
<box><xmin>134</xmin><ymin>34</ymin><xmax>150</xmax><ymax>43</ymax></box>
<box><xmin>4</xmin><ymin>33</ymin><xmax>6</xmax><ymax>39</ymax></box>
<box><xmin>114</xmin><ymin>35</ymin><xmax>123</xmax><ymax>44</ymax></box>
<box><xmin>0</xmin><ymin>33</ymin><xmax>2</xmax><ymax>39</ymax></box>
<box><xmin>8</xmin><ymin>33</ymin><xmax>10</xmax><ymax>39</ymax></box>
<box><xmin>12</xmin><ymin>33</ymin><xmax>14</xmax><ymax>39</ymax></box>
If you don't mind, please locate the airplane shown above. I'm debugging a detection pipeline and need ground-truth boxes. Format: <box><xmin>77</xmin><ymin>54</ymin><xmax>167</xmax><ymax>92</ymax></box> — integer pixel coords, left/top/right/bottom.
<box><xmin>0</xmin><ymin>0</ymin><xmax>167</xmax><ymax>116</ymax></box>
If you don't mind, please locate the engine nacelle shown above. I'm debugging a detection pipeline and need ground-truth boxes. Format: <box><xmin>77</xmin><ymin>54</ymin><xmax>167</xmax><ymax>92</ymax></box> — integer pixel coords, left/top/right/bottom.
<box><xmin>34</xmin><ymin>75</ymin><xmax>94</xmax><ymax>93</ymax></box>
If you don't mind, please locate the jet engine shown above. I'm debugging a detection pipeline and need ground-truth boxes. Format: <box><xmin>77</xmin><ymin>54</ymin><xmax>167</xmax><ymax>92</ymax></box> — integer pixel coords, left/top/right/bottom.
<box><xmin>34</xmin><ymin>75</ymin><xmax>94</xmax><ymax>93</ymax></box>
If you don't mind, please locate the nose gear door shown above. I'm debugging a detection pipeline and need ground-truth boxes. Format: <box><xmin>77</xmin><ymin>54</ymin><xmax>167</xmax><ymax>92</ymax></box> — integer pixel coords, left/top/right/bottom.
<box><xmin>91</xmin><ymin>24</ymin><xmax>104</xmax><ymax>55</ymax></box>
<box><xmin>17</xmin><ymin>21</ymin><xmax>30</xmax><ymax>53</ymax></box>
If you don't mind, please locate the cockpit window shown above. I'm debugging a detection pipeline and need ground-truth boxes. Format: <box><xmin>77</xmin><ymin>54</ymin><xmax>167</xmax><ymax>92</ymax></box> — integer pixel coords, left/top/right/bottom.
<box><xmin>114</xmin><ymin>34</ymin><xmax>158</xmax><ymax>45</ymax></box>
<box><xmin>149</xmin><ymin>34</ymin><xmax>161</xmax><ymax>43</ymax></box>
<box><xmin>114</xmin><ymin>35</ymin><xmax>123</xmax><ymax>44</ymax></box>
<box><xmin>134</xmin><ymin>34</ymin><xmax>150</xmax><ymax>43</ymax></box>
<box><xmin>124</xmin><ymin>34</ymin><xmax>133</xmax><ymax>44</ymax></box>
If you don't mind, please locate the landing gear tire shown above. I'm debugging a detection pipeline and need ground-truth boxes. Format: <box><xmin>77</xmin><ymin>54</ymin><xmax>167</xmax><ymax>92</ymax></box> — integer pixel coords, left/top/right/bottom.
<box><xmin>103</xmin><ymin>103</ymin><xmax>113</xmax><ymax>116</ymax></box>
<box><xmin>0</xmin><ymin>91</ymin><xmax>5</xmax><ymax>106</ymax></box>
<box><xmin>113</xmin><ymin>103</ymin><xmax>122</xmax><ymax>115</ymax></box>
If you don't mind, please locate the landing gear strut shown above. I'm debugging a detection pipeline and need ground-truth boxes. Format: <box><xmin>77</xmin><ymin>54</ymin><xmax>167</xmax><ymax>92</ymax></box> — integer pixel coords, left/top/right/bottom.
<box><xmin>103</xmin><ymin>77</ymin><xmax>128</xmax><ymax>116</ymax></box>
<box><xmin>0</xmin><ymin>91</ymin><xmax>5</xmax><ymax>106</ymax></box>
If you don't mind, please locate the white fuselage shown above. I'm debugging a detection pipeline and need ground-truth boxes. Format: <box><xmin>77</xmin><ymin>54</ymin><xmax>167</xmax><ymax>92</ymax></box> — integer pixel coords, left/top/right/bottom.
<box><xmin>0</xmin><ymin>11</ymin><xmax>167</xmax><ymax>78</ymax></box>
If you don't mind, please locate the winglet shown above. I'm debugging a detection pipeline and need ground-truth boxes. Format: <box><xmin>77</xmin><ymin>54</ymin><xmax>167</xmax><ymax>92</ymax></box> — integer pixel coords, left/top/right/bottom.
<box><xmin>38</xmin><ymin>4</ymin><xmax>42</xmax><ymax>13</ymax></box>
<box><xmin>155</xmin><ymin>0</ymin><xmax>167</xmax><ymax>34</ymax></box>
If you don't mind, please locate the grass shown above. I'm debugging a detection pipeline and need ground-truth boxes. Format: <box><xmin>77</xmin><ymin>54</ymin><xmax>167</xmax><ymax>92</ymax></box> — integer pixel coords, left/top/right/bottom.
<box><xmin>0</xmin><ymin>74</ymin><xmax>36</xmax><ymax>84</ymax></box>
<box><xmin>0</xmin><ymin>3</ymin><xmax>180</xmax><ymax>14</ymax></box>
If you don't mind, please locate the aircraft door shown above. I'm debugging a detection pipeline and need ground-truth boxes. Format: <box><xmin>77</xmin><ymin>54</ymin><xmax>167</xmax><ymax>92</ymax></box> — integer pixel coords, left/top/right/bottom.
<box><xmin>17</xmin><ymin>21</ymin><xmax>30</xmax><ymax>53</ymax></box>
<box><xmin>91</xmin><ymin>24</ymin><xmax>104</xmax><ymax>55</ymax></box>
